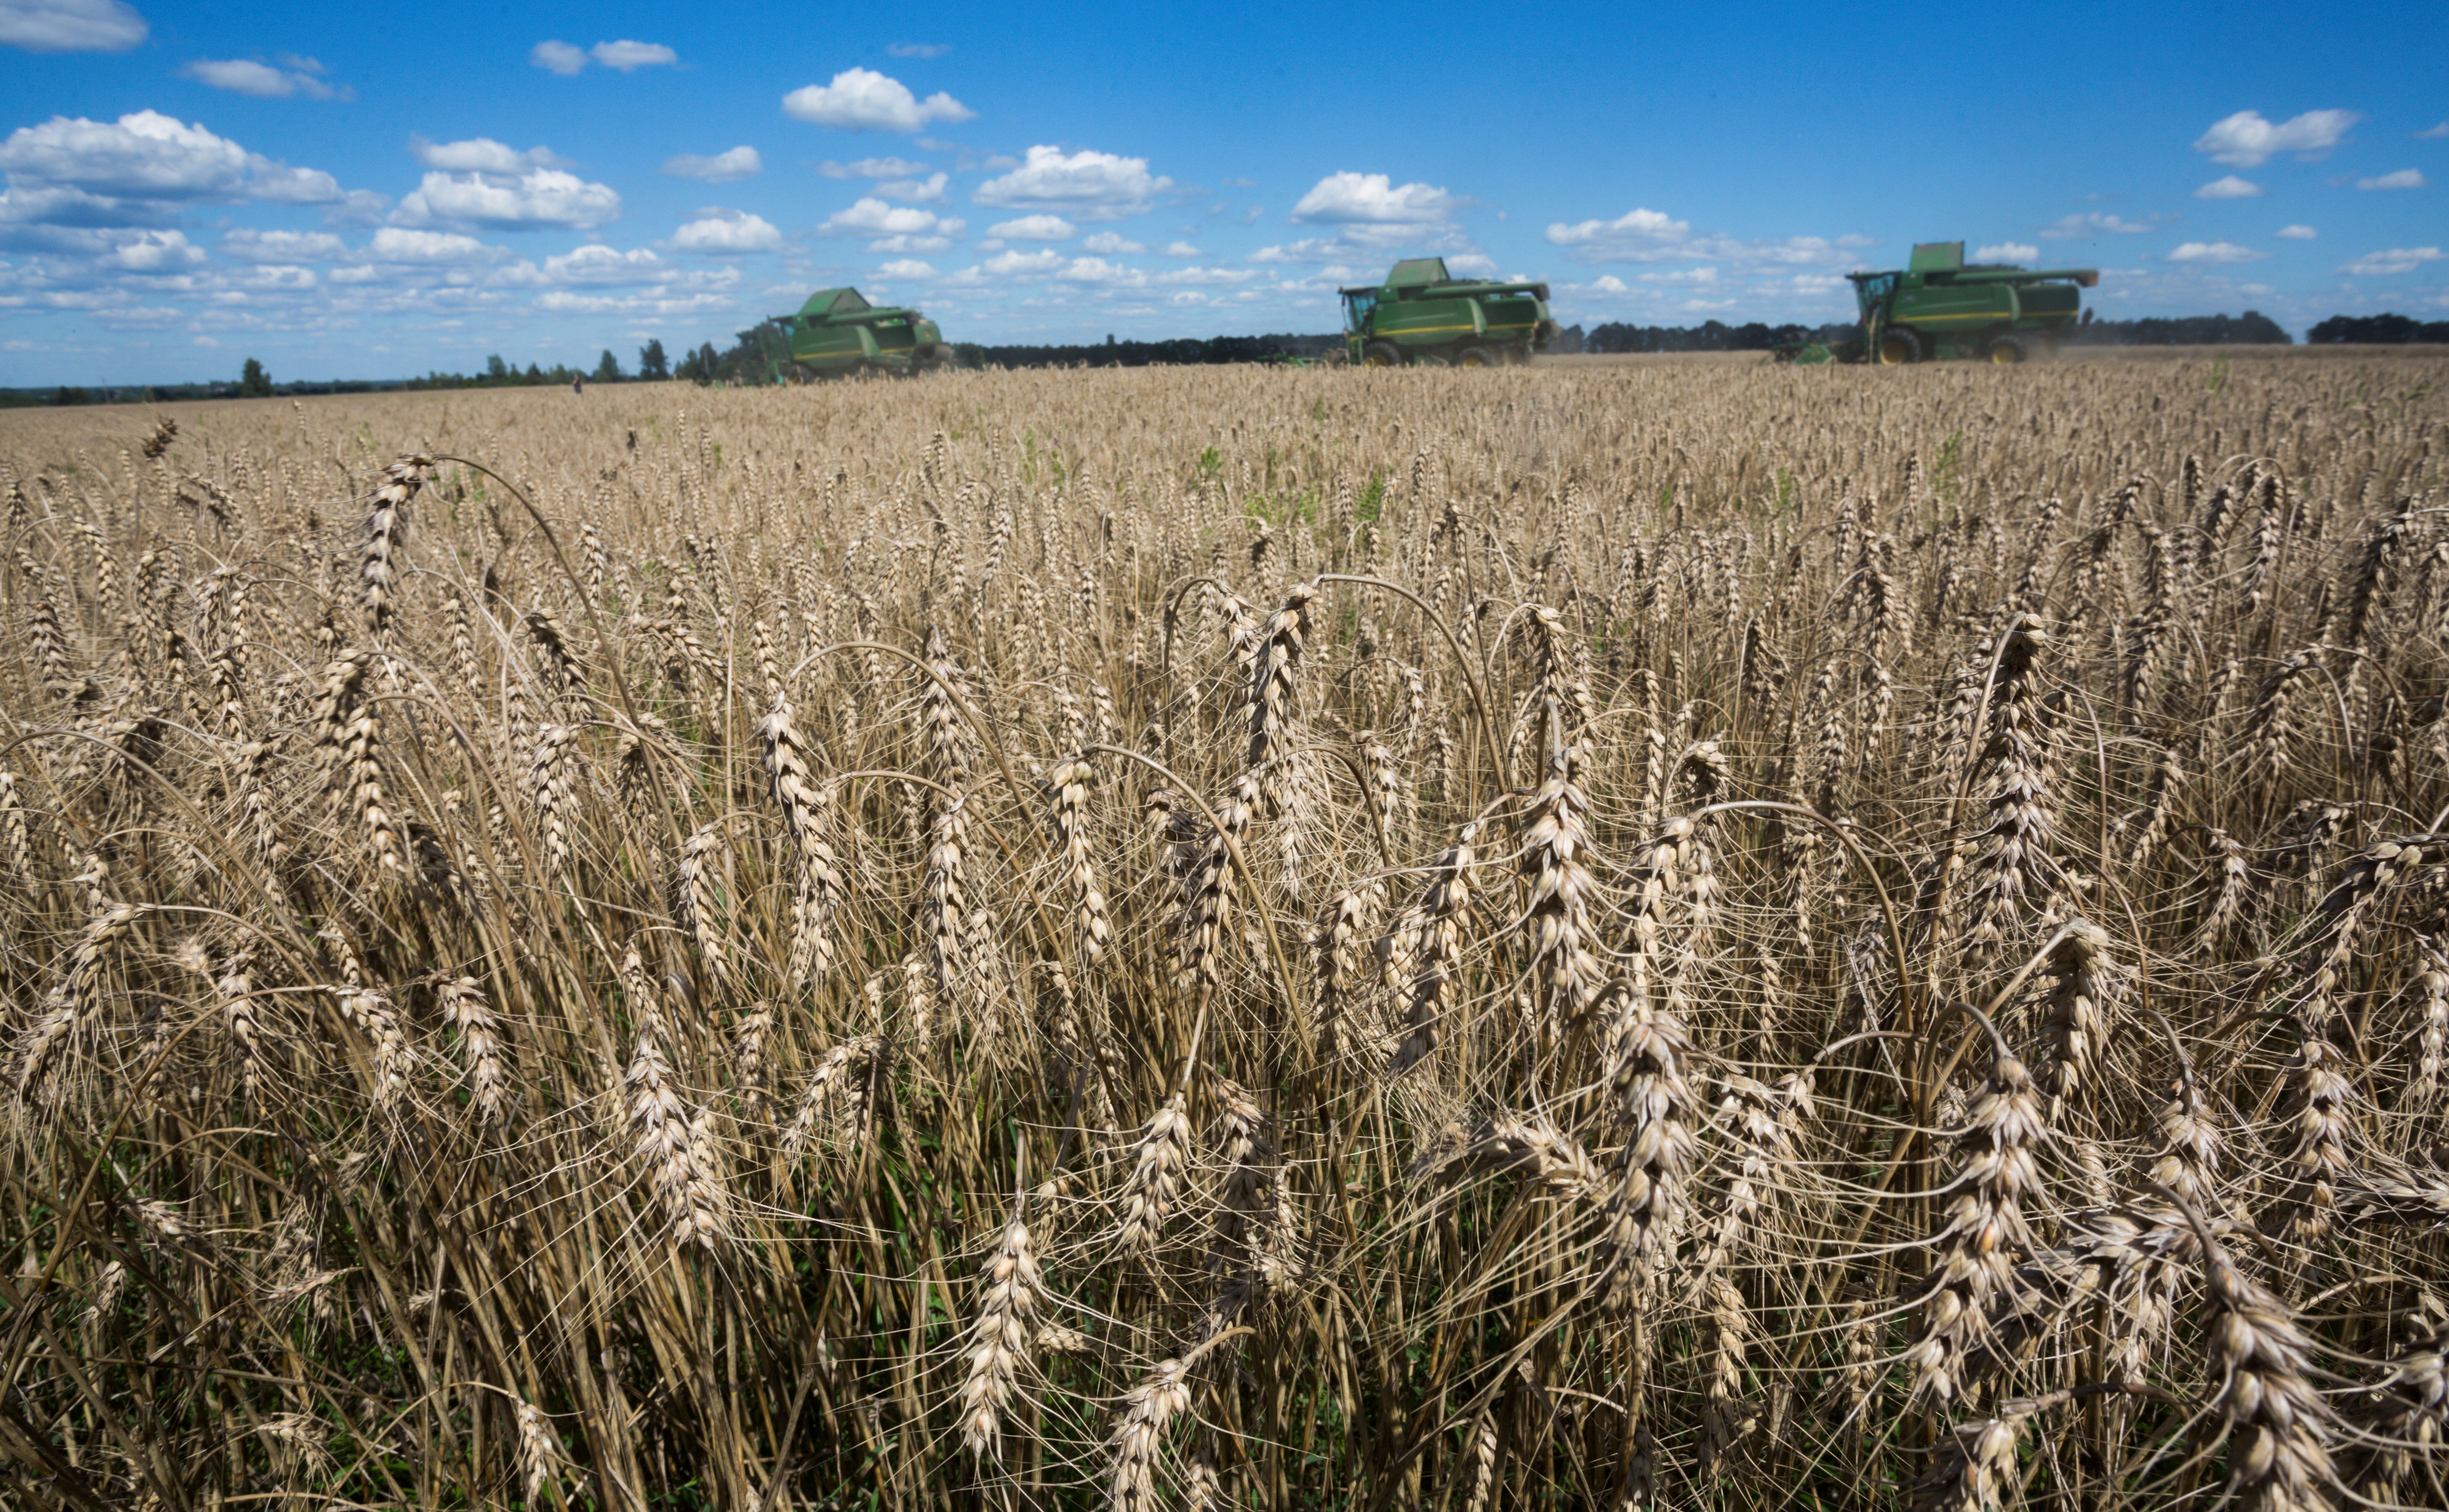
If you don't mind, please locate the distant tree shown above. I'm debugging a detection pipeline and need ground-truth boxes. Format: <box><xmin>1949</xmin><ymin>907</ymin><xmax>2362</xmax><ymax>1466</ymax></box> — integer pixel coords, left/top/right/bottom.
<box><xmin>593</xmin><ymin>349</ymin><xmax>624</xmax><ymax>384</ymax></box>
<box><xmin>239</xmin><ymin>358</ymin><xmax>273</xmax><ymax>397</ymax></box>
<box><xmin>526</xmin><ymin>363</ymin><xmax>544</xmax><ymax>383</ymax></box>
<box><xmin>53</xmin><ymin>386</ymin><xmax>91</xmax><ymax>406</ymax></box>
<box><xmin>637</xmin><ymin>338</ymin><xmax>669</xmax><ymax>381</ymax></box>
<box><xmin>486</xmin><ymin>354</ymin><xmax>510</xmax><ymax>381</ymax></box>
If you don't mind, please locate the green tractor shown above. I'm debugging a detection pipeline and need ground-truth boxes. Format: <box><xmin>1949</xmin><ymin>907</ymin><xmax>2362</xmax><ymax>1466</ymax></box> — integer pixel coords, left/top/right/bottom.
<box><xmin>1824</xmin><ymin>242</ymin><xmax>2098</xmax><ymax>366</ymax></box>
<box><xmin>1339</xmin><ymin>258</ymin><xmax>1559</xmax><ymax>367</ymax></box>
<box><xmin>775</xmin><ymin>287</ymin><xmax>954</xmax><ymax>379</ymax></box>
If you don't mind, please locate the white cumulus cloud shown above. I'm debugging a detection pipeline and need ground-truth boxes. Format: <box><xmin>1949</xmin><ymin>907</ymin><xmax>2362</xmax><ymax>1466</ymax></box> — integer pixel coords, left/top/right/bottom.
<box><xmin>1159</xmin><ymin>240</ymin><xmax>1199</xmax><ymax>258</ymax></box>
<box><xmin>1544</xmin><ymin>206</ymin><xmax>1691</xmax><ymax>261</ymax></box>
<box><xmin>1081</xmin><ymin>231</ymin><xmax>1143</xmax><ymax>254</ymax></box>
<box><xmin>990</xmin><ymin>214</ymin><xmax>1075</xmax><ymax>240</ymax></box>
<box><xmin>180</xmin><ymin>58</ymin><xmax>337</xmax><ymax>99</ymax></box>
<box><xmin>822</xmin><ymin>198</ymin><xmax>942</xmax><ymax>235</ymax></box>
<box><xmin>2195</xmin><ymin>175</ymin><xmax>2261</xmax><ymax>199</ymax></box>
<box><xmin>2040</xmin><ymin>212</ymin><xmax>2156</xmax><ymax>239</ymax></box>
<box><xmin>395</xmin><ymin>168</ymin><xmax>619</xmax><ymax>230</ymax></box>
<box><xmin>817</xmin><ymin>156</ymin><xmax>929</xmax><ymax>179</ymax></box>
<box><xmin>108</xmin><ymin>228</ymin><xmax>199</xmax><ymax>269</ymax></box>
<box><xmin>671</xmin><ymin>208</ymin><xmax>781</xmax><ymax>253</ymax></box>
<box><xmin>529</xmin><ymin>39</ymin><xmax>676</xmax><ymax>75</ymax></box>
<box><xmin>221</xmin><ymin>227</ymin><xmax>344</xmax><ymax>261</ymax></box>
<box><xmin>2166</xmin><ymin>240</ymin><xmax>2266</xmax><ymax>264</ymax></box>
<box><xmin>530</xmin><ymin>41</ymin><xmax>587</xmax><ymax>75</ymax></box>
<box><xmin>877</xmin><ymin>172</ymin><xmax>948</xmax><ymax>203</ymax></box>
<box><xmin>411</xmin><ymin>137</ymin><xmax>557</xmax><ymax>174</ymax></box>
<box><xmin>980</xmin><ymin>249</ymin><xmax>1064</xmax><ymax>276</ymax></box>
<box><xmin>1291</xmin><ymin>171</ymin><xmax>1456</xmax><ymax>225</ymax></box>
<box><xmin>0</xmin><ymin>0</ymin><xmax>146</xmax><ymax>52</ymax></box>
<box><xmin>535</xmin><ymin>244</ymin><xmax>663</xmax><ymax>283</ymax></box>
<box><xmin>2276</xmin><ymin>224</ymin><xmax>2319</xmax><ymax>240</ymax></box>
<box><xmin>1153</xmin><ymin>264</ymin><xmax>1257</xmax><ymax>286</ymax></box>
<box><xmin>784</xmin><ymin>68</ymin><xmax>973</xmax><ymax>132</ymax></box>
<box><xmin>1586</xmin><ymin>274</ymin><xmax>1630</xmax><ymax>294</ymax></box>
<box><xmin>1974</xmin><ymin>242</ymin><xmax>2041</xmax><ymax>262</ymax></box>
<box><xmin>663</xmin><ymin>147</ymin><xmax>761</xmax><ymax>183</ymax></box>
<box><xmin>1542</xmin><ymin>209</ymin><xmax>1868</xmax><ymax>276</ymax></box>
<box><xmin>2422</xmin><ymin>123</ymin><xmax>2449</xmax><ymax>140</ymax></box>
<box><xmin>1058</xmin><ymin>256</ymin><xmax>1143</xmax><ymax>286</ymax></box>
<box><xmin>364</xmin><ymin>227</ymin><xmax>499</xmax><ymax>263</ymax></box>
<box><xmin>877</xmin><ymin>258</ymin><xmax>937</xmax><ymax>278</ymax></box>
<box><xmin>819</xmin><ymin>196</ymin><xmax>963</xmax><ymax>252</ymax></box>
<box><xmin>390</xmin><ymin>138</ymin><xmax>616</xmax><ymax>229</ymax></box>
<box><xmin>2</xmin><ymin>109</ymin><xmax>246</xmax><ymax>198</ymax></box>
<box><xmin>2194</xmin><ymin>108</ymin><xmax>2360</xmax><ymax>167</ymax></box>
<box><xmin>2358</xmin><ymin>169</ymin><xmax>2426</xmax><ymax>190</ymax></box>
<box><xmin>0</xmin><ymin>109</ymin><xmax>344</xmax><ymax>230</ymax></box>
<box><xmin>2341</xmin><ymin>246</ymin><xmax>2443</xmax><ymax>275</ymax></box>
<box><xmin>972</xmin><ymin>145</ymin><xmax>1169</xmax><ymax>222</ymax></box>
<box><xmin>590</xmin><ymin>40</ymin><xmax>675</xmax><ymax>71</ymax></box>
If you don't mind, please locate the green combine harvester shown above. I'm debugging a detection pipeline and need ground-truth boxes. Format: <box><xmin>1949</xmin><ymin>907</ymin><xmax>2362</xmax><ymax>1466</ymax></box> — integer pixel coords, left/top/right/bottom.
<box><xmin>1339</xmin><ymin>258</ymin><xmax>1559</xmax><ymax>366</ymax></box>
<box><xmin>775</xmin><ymin>287</ymin><xmax>954</xmax><ymax>379</ymax></box>
<box><xmin>1790</xmin><ymin>242</ymin><xmax>2099</xmax><ymax>365</ymax></box>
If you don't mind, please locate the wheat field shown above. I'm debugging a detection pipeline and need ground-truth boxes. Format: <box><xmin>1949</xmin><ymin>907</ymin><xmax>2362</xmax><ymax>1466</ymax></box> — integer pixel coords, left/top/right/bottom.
<box><xmin>2</xmin><ymin>352</ymin><xmax>2446</xmax><ymax>1512</ymax></box>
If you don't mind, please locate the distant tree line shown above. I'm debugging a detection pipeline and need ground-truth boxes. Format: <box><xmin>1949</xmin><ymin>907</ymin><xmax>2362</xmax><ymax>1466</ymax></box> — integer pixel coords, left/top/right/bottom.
<box><xmin>657</xmin><ymin>324</ymin><xmax>1347</xmax><ymax>382</ymax></box>
<box><xmin>951</xmin><ymin>333</ymin><xmax>1348</xmax><ymax>369</ymax></box>
<box><xmin>2065</xmin><ymin>312</ymin><xmax>2293</xmax><ymax>346</ymax></box>
<box><xmin>18</xmin><ymin>311</ymin><xmax>2445</xmax><ymax>407</ymax></box>
<box><xmin>402</xmin><ymin>340</ymin><xmax>671</xmax><ymax>391</ymax></box>
<box><xmin>2308</xmin><ymin>313</ymin><xmax>2449</xmax><ymax>344</ymax></box>
<box><xmin>1559</xmin><ymin>311</ymin><xmax>2299</xmax><ymax>355</ymax></box>
<box><xmin>1562</xmin><ymin>321</ymin><xmax>1859</xmax><ymax>355</ymax></box>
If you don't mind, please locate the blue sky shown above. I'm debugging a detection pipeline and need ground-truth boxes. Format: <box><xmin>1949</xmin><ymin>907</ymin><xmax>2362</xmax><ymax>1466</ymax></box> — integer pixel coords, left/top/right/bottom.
<box><xmin>1</xmin><ymin>0</ymin><xmax>2443</xmax><ymax>383</ymax></box>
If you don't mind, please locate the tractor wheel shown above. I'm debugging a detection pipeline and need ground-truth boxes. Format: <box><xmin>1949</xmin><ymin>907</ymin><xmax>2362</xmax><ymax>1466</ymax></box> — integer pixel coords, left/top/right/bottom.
<box><xmin>1987</xmin><ymin>334</ymin><xmax>2030</xmax><ymax>366</ymax></box>
<box><xmin>1361</xmin><ymin>342</ymin><xmax>1401</xmax><ymax>369</ymax></box>
<box><xmin>1877</xmin><ymin>328</ymin><xmax>1923</xmax><ymax>366</ymax></box>
<box><xmin>1455</xmin><ymin>346</ymin><xmax>1499</xmax><ymax>368</ymax></box>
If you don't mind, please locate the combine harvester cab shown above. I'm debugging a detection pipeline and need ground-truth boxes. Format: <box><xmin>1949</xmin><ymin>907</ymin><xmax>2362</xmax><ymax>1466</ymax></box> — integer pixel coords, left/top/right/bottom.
<box><xmin>780</xmin><ymin>287</ymin><xmax>954</xmax><ymax>379</ymax></box>
<box><xmin>1835</xmin><ymin>243</ymin><xmax>2099</xmax><ymax>365</ymax></box>
<box><xmin>1340</xmin><ymin>258</ymin><xmax>1560</xmax><ymax>367</ymax></box>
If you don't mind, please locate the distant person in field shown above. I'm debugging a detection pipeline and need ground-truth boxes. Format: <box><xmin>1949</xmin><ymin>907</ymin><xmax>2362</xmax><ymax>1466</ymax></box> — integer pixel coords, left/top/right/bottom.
<box><xmin>573</xmin><ymin>374</ymin><xmax>584</xmax><ymax>395</ymax></box>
